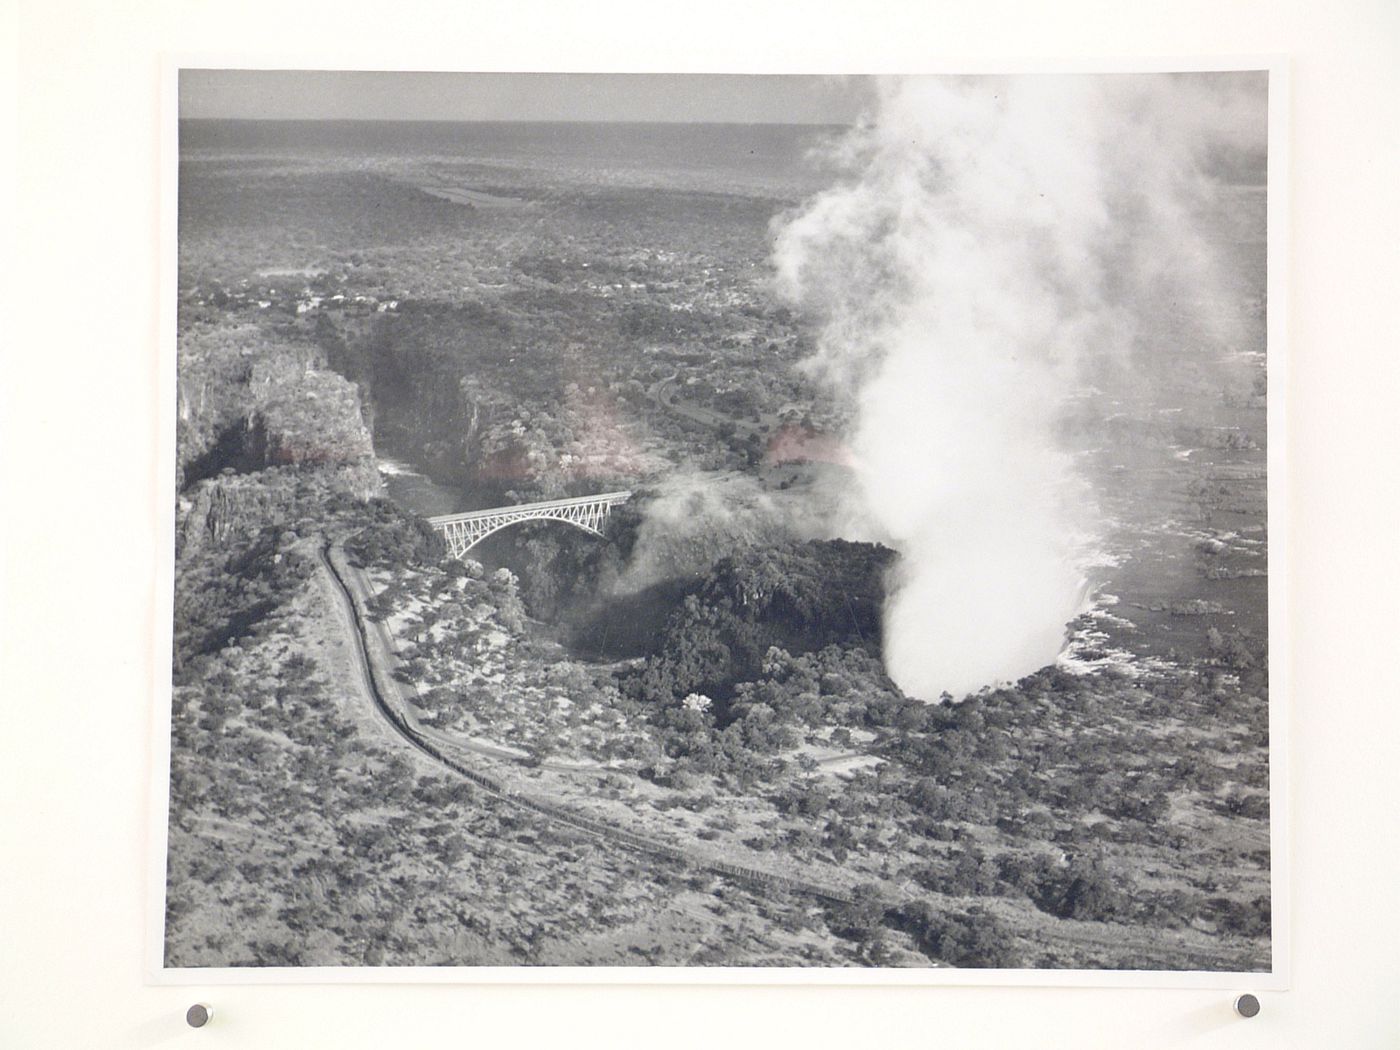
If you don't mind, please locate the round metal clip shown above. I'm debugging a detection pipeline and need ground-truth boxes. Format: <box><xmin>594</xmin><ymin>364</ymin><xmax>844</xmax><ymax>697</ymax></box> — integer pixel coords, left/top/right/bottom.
<box><xmin>1233</xmin><ymin>993</ymin><xmax>1260</xmax><ymax>1019</ymax></box>
<box><xmin>186</xmin><ymin>1003</ymin><xmax>213</xmax><ymax>1028</ymax></box>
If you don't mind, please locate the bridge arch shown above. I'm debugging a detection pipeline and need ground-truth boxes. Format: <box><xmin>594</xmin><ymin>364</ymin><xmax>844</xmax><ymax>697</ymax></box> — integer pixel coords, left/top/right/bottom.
<box><xmin>446</xmin><ymin>511</ymin><xmax>603</xmax><ymax>555</ymax></box>
<box><xmin>428</xmin><ymin>491</ymin><xmax>632</xmax><ymax>559</ymax></box>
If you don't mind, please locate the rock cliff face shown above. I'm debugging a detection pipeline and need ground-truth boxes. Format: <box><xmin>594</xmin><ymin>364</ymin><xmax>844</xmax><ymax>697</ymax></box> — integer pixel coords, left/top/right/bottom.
<box><xmin>175</xmin><ymin>320</ymin><xmax>380</xmax><ymax>556</ymax></box>
<box><xmin>314</xmin><ymin>311</ymin><xmax>490</xmax><ymax>490</ymax></box>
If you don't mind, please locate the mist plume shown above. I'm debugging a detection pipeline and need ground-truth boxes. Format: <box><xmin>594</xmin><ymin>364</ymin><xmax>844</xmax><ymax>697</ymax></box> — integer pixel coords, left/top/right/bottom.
<box><xmin>772</xmin><ymin>73</ymin><xmax>1266</xmax><ymax>700</ymax></box>
<box><xmin>618</xmin><ymin>469</ymin><xmax>854</xmax><ymax>593</ymax></box>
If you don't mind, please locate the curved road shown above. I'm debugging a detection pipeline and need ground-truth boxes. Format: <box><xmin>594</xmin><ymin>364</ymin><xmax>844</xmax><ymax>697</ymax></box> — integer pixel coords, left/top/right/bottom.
<box><xmin>332</xmin><ymin>546</ymin><xmax>610</xmax><ymax>774</ymax></box>
<box><xmin>646</xmin><ymin>369</ymin><xmax>745</xmax><ymax>433</ymax></box>
<box><xmin>318</xmin><ymin>542</ymin><xmax>856</xmax><ymax>906</ymax></box>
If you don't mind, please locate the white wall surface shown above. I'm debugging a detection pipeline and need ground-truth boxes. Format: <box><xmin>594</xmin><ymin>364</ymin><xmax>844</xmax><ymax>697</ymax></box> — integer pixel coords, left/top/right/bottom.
<box><xmin>4</xmin><ymin>1</ymin><xmax>1398</xmax><ymax>1046</ymax></box>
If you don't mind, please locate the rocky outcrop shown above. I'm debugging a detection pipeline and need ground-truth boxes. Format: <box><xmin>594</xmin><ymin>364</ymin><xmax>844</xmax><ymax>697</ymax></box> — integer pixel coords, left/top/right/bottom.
<box><xmin>176</xmin><ymin>462</ymin><xmax>379</xmax><ymax>557</ymax></box>
<box><xmin>175</xmin><ymin>320</ymin><xmax>381</xmax><ymax>557</ymax></box>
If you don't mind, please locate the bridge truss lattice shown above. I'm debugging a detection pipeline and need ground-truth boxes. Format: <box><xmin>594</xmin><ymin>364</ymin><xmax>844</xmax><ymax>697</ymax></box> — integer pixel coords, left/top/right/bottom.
<box><xmin>427</xmin><ymin>491</ymin><xmax>633</xmax><ymax>558</ymax></box>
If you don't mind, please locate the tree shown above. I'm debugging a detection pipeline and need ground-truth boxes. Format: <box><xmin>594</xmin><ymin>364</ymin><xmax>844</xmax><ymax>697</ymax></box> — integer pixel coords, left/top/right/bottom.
<box><xmin>488</xmin><ymin>567</ymin><xmax>527</xmax><ymax>633</ymax></box>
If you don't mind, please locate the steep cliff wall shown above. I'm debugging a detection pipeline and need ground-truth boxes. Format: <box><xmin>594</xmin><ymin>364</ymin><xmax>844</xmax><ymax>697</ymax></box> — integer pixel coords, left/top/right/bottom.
<box><xmin>175</xmin><ymin>318</ymin><xmax>381</xmax><ymax>556</ymax></box>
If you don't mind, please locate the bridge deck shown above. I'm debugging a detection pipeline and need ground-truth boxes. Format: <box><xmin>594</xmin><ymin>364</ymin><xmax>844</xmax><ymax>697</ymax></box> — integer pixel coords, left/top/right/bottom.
<box><xmin>427</xmin><ymin>491</ymin><xmax>632</xmax><ymax>527</ymax></box>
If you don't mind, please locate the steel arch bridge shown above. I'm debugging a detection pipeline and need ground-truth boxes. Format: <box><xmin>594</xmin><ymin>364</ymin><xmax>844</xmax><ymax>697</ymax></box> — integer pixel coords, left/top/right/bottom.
<box><xmin>427</xmin><ymin>491</ymin><xmax>633</xmax><ymax>558</ymax></box>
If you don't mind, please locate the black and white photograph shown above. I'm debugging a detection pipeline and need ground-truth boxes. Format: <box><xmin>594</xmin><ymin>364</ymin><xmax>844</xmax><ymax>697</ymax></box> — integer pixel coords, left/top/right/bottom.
<box><xmin>163</xmin><ymin>68</ymin><xmax>1278</xmax><ymax>976</ymax></box>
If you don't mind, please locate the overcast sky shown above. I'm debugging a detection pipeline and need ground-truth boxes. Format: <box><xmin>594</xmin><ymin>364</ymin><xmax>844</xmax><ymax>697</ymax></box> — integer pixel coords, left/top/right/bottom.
<box><xmin>179</xmin><ymin>71</ymin><xmax>875</xmax><ymax>123</ymax></box>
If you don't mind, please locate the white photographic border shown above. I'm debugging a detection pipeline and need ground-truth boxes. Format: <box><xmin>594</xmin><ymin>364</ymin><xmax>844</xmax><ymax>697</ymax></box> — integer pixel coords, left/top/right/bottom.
<box><xmin>146</xmin><ymin>54</ymin><xmax>1291</xmax><ymax>990</ymax></box>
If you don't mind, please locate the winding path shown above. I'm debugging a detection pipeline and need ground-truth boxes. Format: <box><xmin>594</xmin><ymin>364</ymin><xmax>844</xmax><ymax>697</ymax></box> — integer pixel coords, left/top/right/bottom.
<box><xmin>317</xmin><ymin>542</ymin><xmax>855</xmax><ymax>906</ymax></box>
<box><xmin>331</xmin><ymin>549</ymin><xmax>606</xmax><ymax>774</ymax></box>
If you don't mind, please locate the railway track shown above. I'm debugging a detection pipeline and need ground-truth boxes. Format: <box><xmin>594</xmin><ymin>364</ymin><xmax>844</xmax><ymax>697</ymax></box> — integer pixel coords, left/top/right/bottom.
<box><xmin>319</xmin><ymin>543</ymin><xmax>855</xmax><ymax>907</ymax></box>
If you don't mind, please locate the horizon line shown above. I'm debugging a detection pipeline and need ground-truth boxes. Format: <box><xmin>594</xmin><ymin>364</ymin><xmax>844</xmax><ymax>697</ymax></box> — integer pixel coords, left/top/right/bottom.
<box><xmin>178</xmin><ymin>116</ymin><xmax>858</xmax><ymax>126</ymax></box>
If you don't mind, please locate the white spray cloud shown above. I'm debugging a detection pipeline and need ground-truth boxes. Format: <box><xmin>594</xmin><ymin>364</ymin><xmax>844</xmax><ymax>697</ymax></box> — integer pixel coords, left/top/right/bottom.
<box><xmin>618</xmin><ymin>468</ymin><xmax>857</xmax><ymax>593</ymax></box>
<box><xmin>772</xmin><ymin>73</ymin><xmax>1266</xmax><ymax>699</ymax></box>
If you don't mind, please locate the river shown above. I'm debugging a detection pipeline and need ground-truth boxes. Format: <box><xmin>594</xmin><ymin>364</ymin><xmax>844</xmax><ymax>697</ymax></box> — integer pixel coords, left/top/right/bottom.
<box><xmin>377</xmin><ymin>456</ymin><xmax>465</xmax><ymax>518</ymax></box>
